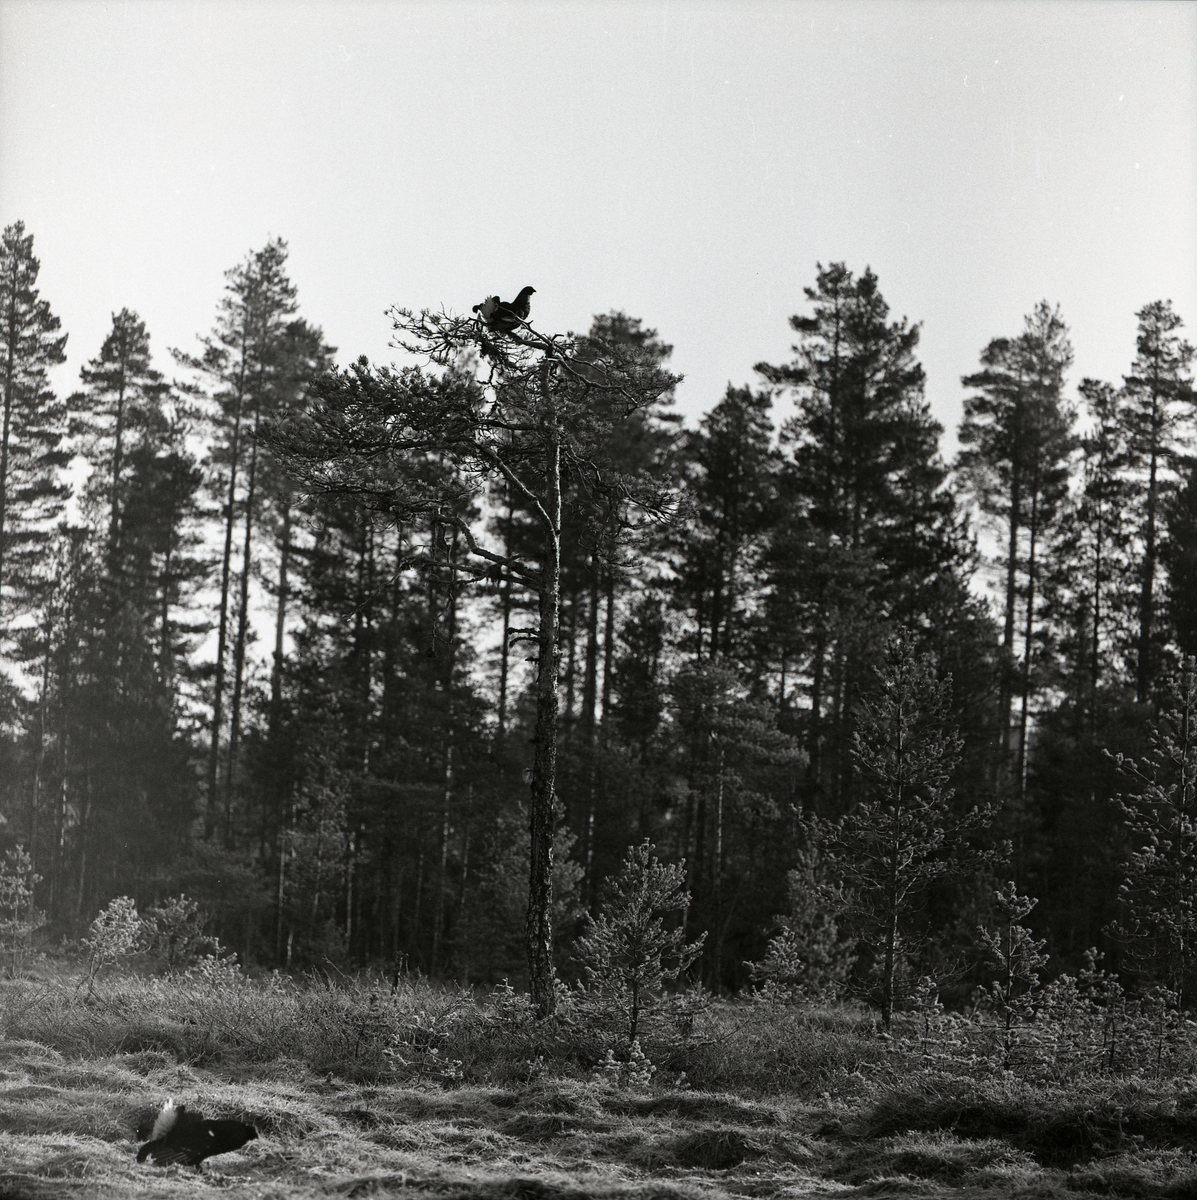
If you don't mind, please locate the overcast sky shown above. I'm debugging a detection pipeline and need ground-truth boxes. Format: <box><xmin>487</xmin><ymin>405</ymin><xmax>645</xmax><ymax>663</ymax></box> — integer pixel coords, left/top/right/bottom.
<box><xmin>1</xmin><ymin>0</ymin><xmax>1194</xmax><ymax>446</ymax></box>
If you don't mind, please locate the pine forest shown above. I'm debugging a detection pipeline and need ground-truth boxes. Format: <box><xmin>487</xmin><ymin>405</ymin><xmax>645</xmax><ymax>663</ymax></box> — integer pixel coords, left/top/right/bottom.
<box><xmin>5</xmin><ymin>218</ymin><xmax>1197</xmax><ymax>1027</ymax></box>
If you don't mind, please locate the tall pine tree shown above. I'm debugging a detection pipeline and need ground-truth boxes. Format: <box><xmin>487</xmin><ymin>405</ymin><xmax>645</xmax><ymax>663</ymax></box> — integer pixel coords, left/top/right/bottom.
<box><xmin>0</xmin><ymin>221</ymin><xmax>69</xmax><ymax>629</ymax></box>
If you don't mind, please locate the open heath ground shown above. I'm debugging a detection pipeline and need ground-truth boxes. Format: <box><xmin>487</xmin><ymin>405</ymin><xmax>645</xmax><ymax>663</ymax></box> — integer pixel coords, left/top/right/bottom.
<box><xmin>4</xmin><ymin>972</ymin><xmax>1197</xmax><ymax>1199</ymax></box>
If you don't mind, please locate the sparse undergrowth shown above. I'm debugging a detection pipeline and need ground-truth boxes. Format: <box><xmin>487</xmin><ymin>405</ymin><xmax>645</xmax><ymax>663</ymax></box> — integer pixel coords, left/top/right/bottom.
<box><xmin>4</xmin><ymin>972</ymin><xmax>1197</xmax><ymax>1198</ymax></box>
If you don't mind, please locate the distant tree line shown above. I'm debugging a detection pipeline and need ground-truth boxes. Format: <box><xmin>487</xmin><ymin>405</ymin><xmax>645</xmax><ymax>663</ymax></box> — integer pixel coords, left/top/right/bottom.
<box><xmin>1</xmin><ymin>219</ymin><xmax>1195</xmax><ymax>1014</ymax></box>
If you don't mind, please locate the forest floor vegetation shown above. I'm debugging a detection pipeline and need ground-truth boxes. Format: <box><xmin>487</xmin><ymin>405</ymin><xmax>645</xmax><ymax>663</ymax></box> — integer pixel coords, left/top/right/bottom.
<box><xmin>4</xmin><ymin>969</ymin><xmax>1197</xmax><ymax>1198</ymax></box>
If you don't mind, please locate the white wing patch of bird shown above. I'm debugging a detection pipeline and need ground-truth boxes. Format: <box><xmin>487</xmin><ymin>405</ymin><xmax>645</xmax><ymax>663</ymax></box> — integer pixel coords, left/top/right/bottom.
<box><xmin>472</xmin><ymin>286</ymin><xmax>535</xmax><ymax>334</ymax></box>
<box><xmin>136</xmin><ymin>1099</ymin><xmax>259</xmax><ymax>1170</ymax></box>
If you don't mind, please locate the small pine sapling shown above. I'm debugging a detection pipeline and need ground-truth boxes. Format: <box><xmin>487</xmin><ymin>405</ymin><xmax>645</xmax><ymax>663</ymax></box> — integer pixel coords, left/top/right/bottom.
<box><xmin>82</xmin><ymin>895</ymin><xmax>143</xmax><ymax>995</ymax></box>
<box><xmin>144</xmin><ymin>894</ymin><xmax>209</xmax><ymax>972</ymax></box>
<box><xmin>977</xmin><ymin>881</ymin><xmax>1050</xmax><ymax>1068</ymax></box>
<box><xmin>829</xmin><ymin>636</ymin><xmax>993</xmax><ymax>1029</ymax></box>
<box><xmin>1077</xmin><ymin>948</ymin><xmax>1128</xmax><ymax>1073</ymax></box>
<box><xmin>910</xmin><ymin>975</ymin><xmax>947</xmax><ymax>1066</ymax></box>
<box><xmin>577</xmin><ymin>840</ymin><xmax>706</xmax><ymax>1045</ymax></box>
<box><xmin>0</xmin><ymin>845</ymin><xmax>42</xmax><ymax>977</ymax></box>
<box><xmin>749</xmin><ymin>816</ymin><xmax>855</xmax><ymax>1001</ymax></box>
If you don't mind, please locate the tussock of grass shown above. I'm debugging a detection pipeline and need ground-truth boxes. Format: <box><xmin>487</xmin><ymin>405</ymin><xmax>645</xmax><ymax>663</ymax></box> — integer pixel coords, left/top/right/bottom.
<box><xmin>833</xmin><ymin>1131</ymin><xmax>1037</xmax><ymax>1186</ymax></box>
<box><xmin>504</xmin><ymin>1112</ymin><xmax>614</xmax><ymax>1140</ymax></box>
<box><xmin>1067</xmin><ymin>1150</ymin><xmax>1197</xmax><ymax>1197</ymax></box>
<box><xmin>668</xmin><ymin>1127</ymin><xmax>760</xmax><ymax>1169</ymax></box>
<box><xmin>865</xmin><ymin>1077</ymin><xmax>1197</xmax><ymax>1166</ymax></box>
<box><xmin>615</xmin><ymin>1090</ymin><xmax>786</xmax><ymax>1125</ymax></box>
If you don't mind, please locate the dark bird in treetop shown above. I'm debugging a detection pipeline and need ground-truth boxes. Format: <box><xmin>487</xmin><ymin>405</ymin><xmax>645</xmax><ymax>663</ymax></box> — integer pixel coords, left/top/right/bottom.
<box><xmin>135</xmin><ymin>1099</ymin><xmax>259</xmax><ymax>1170</ymax></box>
<box><xmin>472</xmin><ymin>286</ymin><xmax>535</xmax><ymax>334</ymax></box>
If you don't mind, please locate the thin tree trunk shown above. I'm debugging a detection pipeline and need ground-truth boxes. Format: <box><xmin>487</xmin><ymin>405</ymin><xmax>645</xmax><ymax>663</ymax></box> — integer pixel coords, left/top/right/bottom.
<box><xmin>29</xmin><ymin>605</ymin><xmax>52</xmax><ymax>858</ymax></box>
<box><xmin>310</xmin><ymin>795</ymin><xmax>325</xmax><ymax>926</ymax></box>
<box><xmin>411</xmin><ymin>843</ymin><xmax>425</xmax><ymax>965</ymax></box>
<box><xmin>1018</xmin><ymin>472</ymin><xmax>1041</xmax><ymax>802</ymax></box>
<box><xmin>713</xmin><ymin>740</ymin><xmax>725</xmax><ymax>989</ymax></box>
<box><xmin>457</xmin><ymin>784</ymin><xmax>472</xmax><ymax>984</ymax></box>
<box><xmin>527</xmin><ymin>359</ymin><xmax>562</xmax><ymax>1018</ymax></box>
<box><xmin>206</xmin><ymin>339</ymin><xmax>250</xmax><ymax>837</ymax></box>
<box><xmin>497</xmin><ymin>503</ymin><xmax>514</xmax><ymax>742</ymax></box>
<box><xmin>75</xmin><ymin>730</ymin><xmax>95</xmax><ymax>925</ymax></box>
<box><xmin>108</xmin><ymin>365</ymin><xmax>127</xmax><ymax>563</ymax></box>
<box><xmin>1091</xmin><ymin>480</ymin><xmax>1104</xmax><ymax>730</ymax></box>
<box><xmin>432</xmin><ymin>530</ymin><xmax>458</xmax><ymax>976</ymax></box>
<box><xmin>0</xmin><ymin>271</ymin><xmax>18</xmax><ymax>609</ymax></box>
<box><xmin>431</xmin><ymin>743</ymin><xmax>453</xmax><ymax>975</ymax></box>
<box><xmin>270</xmin><ymin>496</ymin><xmax>292</xmax><ymax>734</ymax></box>
<box><xmin>159</xmin><ymin>486</ymin><xmax>178</xmax><ymax>692</ymax></box>
<box><xmin>1001</xmin><ymin>456</ymin><xmax>1023</xmax><ymax>762</ymax></box>
<box><xmin>563</xmin><ymin>588</ymin><xmax>579</xmax><ymax>740</ymax></box>
<box><xmin>601</xmin><ymin>549</ymin><xmax>616</xmax><ymax>725</ymax></box>
<box><xmin>344</xmin><ymin>826</ymin><xmax>357</xmax><ymax>946</ymax></box>
<box><xmin>810</xmin><ymin>624</ymin><xmax>825</xmax><ymax>803</ymax></box>
<box><xmin>224</xmin><ymin>396</ymin><xmax>263</xmax><ymax>844</ymax></box>
<box><xmin>582</xmin><ymin>558</ymin><xmax>600</xmax><ymax>730</ymax></box>
<box><xmin>581</xmin><ymin>560</ymin><xmax>601</xmax><ymax>905</ymax></box>
<box><xmin>1138</xmin><ymin>407</ymin><xmax>1161</xmax><ymax>702</ymax></box>
<box><xmin>275</xmin><ymin>799</ymin><xmax>289</xmax><ymax>963</ymax></box>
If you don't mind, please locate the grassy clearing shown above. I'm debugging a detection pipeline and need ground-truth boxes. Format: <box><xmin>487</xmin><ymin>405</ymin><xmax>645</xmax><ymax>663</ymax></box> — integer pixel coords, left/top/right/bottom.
<box><xmin>2</xmin><ymin>974</ymin><xmax>1196</xmax><ymax>1198</ymax></box>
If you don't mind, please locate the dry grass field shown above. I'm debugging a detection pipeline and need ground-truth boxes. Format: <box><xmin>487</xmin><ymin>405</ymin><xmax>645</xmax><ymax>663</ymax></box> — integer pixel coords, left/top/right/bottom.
<box><xmin>3</xmin><ymin>971</ymin><xmax>1197</xmax><ymax>1199</ymax></box>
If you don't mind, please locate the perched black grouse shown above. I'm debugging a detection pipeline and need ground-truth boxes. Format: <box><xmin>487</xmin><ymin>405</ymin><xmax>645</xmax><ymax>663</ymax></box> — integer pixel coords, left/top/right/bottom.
<box><xmin>136</xmin><ymin>1099</ymin><xmax>258</xmax><ymax>1170</ymax></box>
<box><xmin>472</xmin><ymin>286</ymin><xmax>535</xmax><ymax>334</ymax></box>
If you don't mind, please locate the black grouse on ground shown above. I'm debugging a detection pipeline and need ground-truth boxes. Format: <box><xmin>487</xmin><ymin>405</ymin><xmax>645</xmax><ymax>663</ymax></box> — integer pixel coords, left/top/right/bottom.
<box><xmin>136</xmin><ymin>1098</ymin><xmax>258</xmax><ymax>1170</ymax></box>
<box><xmin>472</xmin><ymin>286</ymin><xmax>535</xmax><ymax>334</ymax></box>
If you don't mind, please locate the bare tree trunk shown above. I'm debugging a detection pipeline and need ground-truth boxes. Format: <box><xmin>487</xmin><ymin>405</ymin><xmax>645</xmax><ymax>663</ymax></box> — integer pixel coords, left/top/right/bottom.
<box><xmin>497</xmin><ymin>502</ymin><xmax>514</xmax><ymax>742</ymax></box>
<box><xmin>1001</xmin><ymin>457</ymin><xmax>1023</xmax><ymax>763</ymax></box>
<box><xmin>1138</xmin><ymin>402</ymin><xmax>1161</xmax><ymax>702</ymax></box>
<box><xmin>431</xmin><ymin>743</ymin><xmax>452</xmax><ymax>975</ymax></box>
<box><xmin>344</xmin><ymin>826</ymin><xmax>357</xmax><ymax>946</ymax></box>
<box><xmin>713</xmin><ymin>740</ymin><xmax>725</xmax><ymax>988</ymax></box>
<box><xmin>1018</xmin><ymin>472</ymin><xmax>1041</xmax><ymax>802</ymax></box>
<box><xmin>601</xmin><ymin>550</ymin><xmax>616</xmax><ymax>724</ymax></box>
<box><xmin>29</xmin><ymin>606</ymin><xmax>52</xmax><ymax>857</ymax></box>
<box><xmin>581</xmin><ymin>560</ymin><xmax>600</xmax><ymax>904</ymax></box>
<box><xmin>206</xmin><ymin>343</ymin><xmax>249</xmax><ymax>838</ymax></box>
<box><xmin>0</xmin><ymin>271</ymin><xmax>19</xmax><ymax>609</ymax></box>
<box><xmin>224</xmin><ymin>397</ymin><xmax>263</xmax><ymax>845</ymax></box>
<box><xmin>270</xmin><ymin>496</ymin><xmax>292</xmax><ymax>733</ymax></box>
<box><xmin>810</xmin><ymin>624</ymin><xmax>825</xmax><ymax>802</ymax></box>
<box><xmin>108</xmin><ymin>364</ymin><xmax>127</xmax><ymax>563</ymax></box>
<box><xmin>563</xmin><ymin>589</ymin><xmax>579</xmax><ymax>741</ymax></box>
<box><xmin>275</xmin><ymin>799</ymin><xmax>289</xmax><ymax>963</ymax></box>
<box><xmin>1091</xmin><ymin>487</ymin><xmax>1104</xmax><ymax>727</ymax></box>
<box><xmin>527</xmin><ymin>360</ymin><xmax>562</xmax><ymax>1018</ymax></box>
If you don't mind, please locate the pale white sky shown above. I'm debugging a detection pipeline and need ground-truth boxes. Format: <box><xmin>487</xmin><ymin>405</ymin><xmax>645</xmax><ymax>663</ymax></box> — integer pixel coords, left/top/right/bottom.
<box><xmin>1</xmin><ymin>0</ymin><xmax>1194</xmax><ymax>445</ymax></box>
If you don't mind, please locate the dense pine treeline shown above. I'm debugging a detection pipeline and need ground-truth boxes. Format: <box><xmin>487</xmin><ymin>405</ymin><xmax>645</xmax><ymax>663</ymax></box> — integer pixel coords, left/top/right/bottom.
<box><xmin>1</xmin><ymin>221</ymin><xmax>1195</xmax><ymax>1010</ymax></box>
